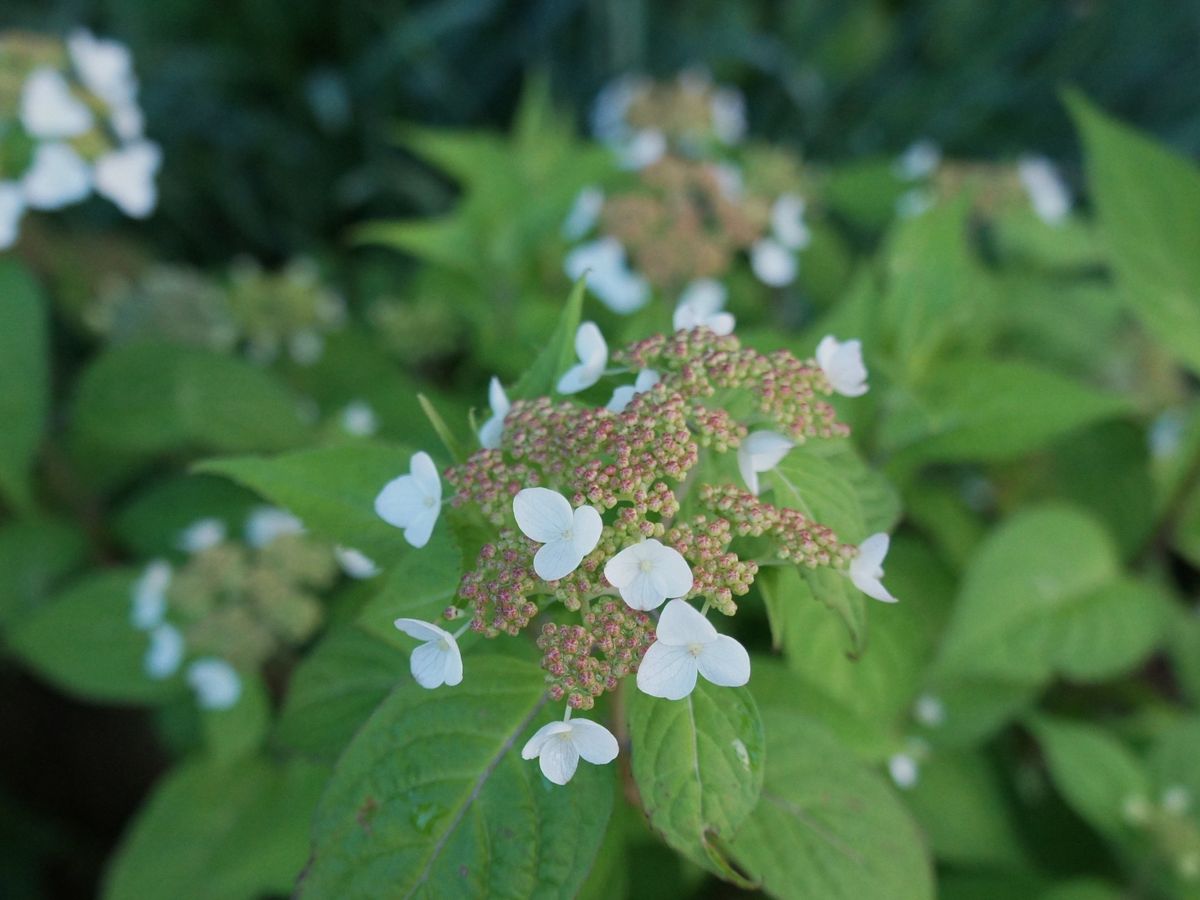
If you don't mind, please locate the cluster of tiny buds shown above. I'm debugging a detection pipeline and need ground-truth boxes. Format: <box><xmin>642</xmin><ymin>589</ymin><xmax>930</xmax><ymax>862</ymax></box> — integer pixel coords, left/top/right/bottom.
<box><xmin>537</xmin><ymin>601</ymin><xmax>655</xmax><ymax>709</ymax></box>
<box><xmin>666</xmin><ymin>516</ymin><xmax>758</xmax><ymax>615</ymax></box>
<box><xmin>458</xmin><ymin>534</ymin><xmax>541</xmax><ymax>637</ymax></box>
<box><xmin>699</xmin><ymin>483</ymin><xmax>854</xmax><ymax>568</ymax></box>
<box><xmin>448</xmin><ymin>451</ymin><xmax>542</xmax><ymax>526</ymax></box>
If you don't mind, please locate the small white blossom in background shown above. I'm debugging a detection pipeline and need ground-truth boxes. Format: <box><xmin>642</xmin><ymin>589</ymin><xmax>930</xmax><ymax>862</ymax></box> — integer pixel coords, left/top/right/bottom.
<box><xmin>604</xmin><ymin>538</ymin><xmax>693</xmax><ymax>611</ymax></box>
<box><xmin>636</xmin><ymin>599</ymin><xmax>750</xmax><ymax>700</ymax></box>
<box><xmin>711</xmin><ymin>162</ymin><xmax>743</xmax><ymax>200</ymax></box>
<box><xmin>187</xmin><ymin>657</ymin><xmax>242</xmax><ymax>710</ymax></box>
<box><xmin>513</xmin><ymin>488</ymin><xmax>603</xmax><ymax>581</ymax></box>
<box><xmin>564</xmin><ymin>239</ymin><xmax>650</xmax><ymax>315</ymax></box>
<box><xmin>22</xmin><ymin>143</ymin><xmax>92</xmax><ymax>210</ymax></box>
<box><xmin>340</xmin><ymin>400</ymin><xmax>380</xmax><ymax>437</ymax></box>
<box><xmin>770</xmin><ymin>194</ymin><xmax>811</xmax><ymax>251</ymax></box>
<box><xmin>178</xmin><ymin>517</ymin><xmax>227</xmax><ymax>554</ymax></box>
<box><xmin>888</xmin><ymin>752</ymin><xmax>920</xmax><ymax>790</ymax></box>
<box><xmin>93</xmin><ymin>141</ymin><xmax>162</xmax><ymax>218</ymax></box>
<box><xmin>375</xmin><ymin>451</ymin><xmax>442</xmax><ymax>548</ymax></box>
<box><xmin>673</xmin><ymin>279</ymin><xmax>735</xmax><ymax>335</ymax></box>
<box><xmin>1162</xmin><ymin>785</ymin><xmax>1193</xmax><ymax>816</ymax></box>
<box><xmin>1018</xmin><ymin>155</ymin><xmax>1072</xmax><ymax>225</ymax></box>
<box><xmin>710</xmin><ymin>86</ymin><xmax>747</xmax><ymax>145</ymax></box>
<box><xmin>144</xmin><ymin>623</ymin><xmax>184</xmax><ymax>679</ymax></box>
<box><xmin>850</xmin><ymin>533</ymin><xmax>899</xmax><ymax>603</ymax></box>
<box><xmin>561</xmin><ymin>186</ymin><xmax>604</xmax><ymax>240</ymax></box>
<box><xmin>750</xmin><ymin>237</ymin><xmax>797</xmax><ymax>287</ymax></box>
<box><xmin>895</xmin><ymin>139</ymin><xmax>942</xmax><ymax>181</ymax></box>
<box><xmin>521</xmin><ymin>717</ymin><xmax>619</xmax><ymax>785</ymax></box>
<box><xmin>478</xmin><ymin>377</ymin><xmax>510</xmax><ymax>449</ymax></box>
<box><xmin>737</xmin><ymin>430</ymin><xmax>794</xmax><ymax>496</ymax></box>
<box><xmin>131</xmin><ymin>559</ymin><xmax>172</xmax><ymax>629</ymax></box>
<box><xmin>244</xmin><ymin>506</ymin><xmax>304</xmax><ymax>548</ymax></box>
<box><xmin>393</xmin><ymin>618</ymin><xmax>463</xmax><ymax>689</ymax></box>
<box><xmin>335</xmin><ymin>546</ymin><xmax>381</xmax><ymax>580</ymax></box>
<box><xmin>895</xmin><ymin>188</ymin><xmax>935</xmax><ymax>219</ymax></box>
<box><xmin>556</xmin><ymin>321</ymin><xmax>609</xmax><ymax>394</ymax></box>
<box><xmin>913</xmin><ymin>693</ymin><xmax>946</xmax><ymax>728</ymax></box>
<box><xmin>816</xmin><ymin>335</ymin><xmax>869</xmax><ymax>397</ymax></box>
<box><xmin>607</xmin><ymin>369</ymin><xmax>659</xmax><ymax>413</ymax></box>
<box><xmin>21</xmin><ymin>68</ymin><xmax>94</xmax><ymax>138</ymax></box>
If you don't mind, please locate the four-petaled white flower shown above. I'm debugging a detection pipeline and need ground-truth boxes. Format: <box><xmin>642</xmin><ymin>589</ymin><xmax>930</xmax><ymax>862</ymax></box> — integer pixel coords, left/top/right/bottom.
<box><xmin>673</xmin><ymin>279</ymin><xmax>735</xmax><ymax>335</ymax></box>
<box><xmin>564</xmin><ymin>239</ymin><xmax>649</xmax><ymax>314</ymax></box>
<box><xmin>816</xmin><ymin>335</ymin><xmax>869</xmax><ymax>397</ymax></box>
<box><xmin>375</xmin><ymin>451</ymin><xmax>442</xmax><ymax>548</ymax></box>
<box><xmin>607</xmin><ymin>369</ymin><xmax>659</xmax><ymax>413</ymax></box>
<box><xmin>849</xmin><ymin>532</ymin><xmax>898</xmax><ymax>603</ymax></box>
<box><xmin>521</xmin><ymin>717</ymin><xmax>619</xmax><ymax>785</ymax></box>
<box><xmin>244</xmin><ymin>506</ymin><xmax>304</xmax><ymax>548</ymax></box>
<box><xmin>20</xmin><ymin>68</ymin><xmax>93</xmax><ymax>139</ymax></box>
<box><xmin>737</xmin><ymin>430</ymin><xmax>794</xmax><ymax>496</ymax></box>
<box><xmin>770</xmin><ymin>194</ymin><xmax>811</xmax><ymax>251</ymax></box>
<box><xmin>478</xmin><ymin>376</ymin><xmax>510</xmax><ymax>449</ymax></box>
<box><xmin>335</xmin><ymin>546</ymin><xmax>380</xmax><ymax>580</ymax></box>
<box><xmin>604</xmin><ymin>538</ymin><xmax>693</xmax><ymax>611</ymax></box>
<box><xmin>394</xmin><ymin>618</ymin><xmax>463</xmax><ymax>689</ymax></box>
<box><xmin>178</xmin><ymin>517</ymin><xmax>227</xmax><ymax>554</ymax></box>
<box><xmin>562</xmin><ymin>186</ymin><xmax>604</xmax><ymax>240</ymax></box>
<box><xmin>556</xmin><ymin>321</ymin><xmax>609</xmax><ymax>394</ymax></box>
<box><xmin>144</xmin><ymin>623</ymin><xmax>184</xmax><ymax>680</ymax></box>
<box><xmin>1018</xmin><ymin>155</ymin><xmax>1071</xmax><ymax>225</ymax></box>
<box><xmin>513</xmin><ymin>487</ymin><xmax>603</xmax><ymax>581</ymax></box>
<box><xmin>94</xmin><ymin>141</ymin><xmax>162</xmax><ymax>218</ymax></box>
<box><xmin>636</xmin><ymin>599</ymin><xmax>751</xmax><ymax>700</ymax></box>
<box><xmin>131</xmin><ymin>559</ymin><xmax>172</xmax><ymax>629</ymax></box>
<box><xmin>22</xmin><ymin>143</ymin><xmax>92</xmax><ymax>210</ymax></box>
<box><xmin>187</xmin><ymin>657</ymin><xmax>242</xmax><ymax>709</ymax></box>
<box><xmin>750</xmin><ymin>237</ymin><xmax>797</xmax><ymax>287</ymax></box>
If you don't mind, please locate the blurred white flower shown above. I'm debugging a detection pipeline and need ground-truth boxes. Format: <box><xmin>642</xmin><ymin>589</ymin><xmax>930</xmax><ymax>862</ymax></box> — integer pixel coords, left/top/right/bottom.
<box><xmin>187</xmin><ymin>657</ymin><xmax>242</xmax><ymax>709</ymax></box>
<box><xmin>513</xmin><ymin>487</ymin><xmax>603</xmax><ymax>581</ymax></box>
<box><xmin>22</xmin><ymin>143</ymin><xmax>92</xmax><ymax>210</ymax></box>
<box><xmin>20</xmin><ymin>68</ymin><xmax>93</xmax><ymax>139</ymax></box>
<box><xmin>607</xmin><ymin>368</ymin><xmax>659</xmax><ymax>413</ymax></box>
<box><xmin>617</xmin><ymin>128</ymin><xmax>666</xmax><ymax>170</ymax></box>
<box><xmin>750</xmin><ymin>238</ymin><xmax>797</xmax><ymax>287</ymax></box>
<box><xmin>375</xmin><ymin>451</ymin><xmax>442</xmax><ymax>548</ymax></box>
<box><xmin>895</xmin><ymin>139</ymin><xmax>941</xmax><ymax>180</ymax></box>
<box><xmin>288</xmin><ymin>329</ymin><xmax>325</xmax><ymax>366</ymax></box>
<box><xmin>604</xmin><ymin>538</ymin><xmax>693</xmax><ymax>611</ymax></box>
<box><xmin>340</xmin><ymin>400</ymin><xmax>379</xmax><ymax>437</ymax></box>
<box><xmin>94</xmin><ymin>141</ymin><xmax>161</xmax><ymax>218</ymax></box>
<box><xmin>1018</xmin><ymin>156</ymin><xmax>1071</xmax><ymax>225</ymax></box>
<box><xmin>710</xmin><ymin>87</ymin><xmax>747</xmax><ymax>145</ymax></box>
<box><xmin>144</xmin><ymin>623</ymin><xmax>184</xmax><ymax>679</ymax></box>
<box><xmin>178</xmin><ymin>517</ymin><xmax>227</xmax><ymax>554</ymax></box>
<box><xmin>770</xmin><ymin>193</ymin><xmax>811</xmax><ymax>251</ymax></box>
<box><xmin>913</xmin><ymin>693</ymin><xmax>946</xmax><ymax>728</ymax></box>
<box><xmin>335</xmin><ymin>546</ymin><xmax>380</xmax><ymax>579</ymax></box>
<box><xmin>393</xmin><ymin>618</ymin><xmax>463</xmax><ymax>688</ymax></box>
<box><xmin>816</xmin><ymin>335</ymin><xmax>869</xmax><ymax>397</ymax></box>
<box><xmin>68</xmin><ymin>30</ymin><xmax>137</xmax><ymax>110</ymax></box>
<box><xmin>0</xmin><ymin>182</ymin><xmax>26</xmax><ymax>249</ymax></box>
<box><xmin>556</xmin><ymin>321</ymin><xmax>609</xmax><ymax>394</ymax></box>
<box><xmin>895</xmin><ymin>188</ymin><xmax>935</xmax><ymax>219</ymax></box>
<box><xmin>737</xmin><ymin>430</ymin><xmax>794</xmax><ymax>496</ymax></box>
<box><xmin>888</xmin><ymin>752</ymin><xmax>920</xmax><ymax>789</ymax></box>
<box><xmin>562</xmin><ymin>186</ymin><xmax>604</xmax><ymax>240</ymax></box>
<box><xmin>521</xmin><ymin>717</ymin><xmax>619</xmax><ymax>785</ymax></box>
<box><xmin>131</xmin><ymin>559</ymin><xmax>172</xmax><ymax>630</ymax></box>
<box><xmin>673</xmin><ymin>279</ymin><xmax>734</xmax><ymax>335</ymax></box>
<box><xmin>636</xmin><ymin>599</ymin><xmax>750</xmax><ymax>700</ymax></box>
<box><xmin>850</xmin><ymin>533</ymin><xmax>898</xmax><ymax>603</ymax></box>
<box><xmin>478</xmin><ymin>377</ymin><xmax>510</xmax><ymax>449</ymax></box>
<box><xmin>711</xmin><ymin>162</ymin><xmax>743</xmax><ymax>200</ymax></box>
<box><xmin>565</xmin><ymin>239</ymin><xmax>649</xmax><ymax>314</ymax></box>
<box><xmin>244</xmin><ymin>506</ymin><xmax>304</xmax><ymax>548</ymax></box>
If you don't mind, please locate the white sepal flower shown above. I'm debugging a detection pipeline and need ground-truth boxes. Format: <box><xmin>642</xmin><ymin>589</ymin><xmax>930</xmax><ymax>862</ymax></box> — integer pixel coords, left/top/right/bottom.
<box><xmin>521</xmin><ymin>717</ymin><xmax>619</xmax><ymax>785</ymax></box>
<box><xmin>604</xmin><ymin>538</ymin><xmax>692</xmax><ymax>611</ymax></box>
<box><xmin>673</xmin><ymin>279</ymin><xmax>734</xmax><ymax>335</ymax></box>
<box><xmin>0</xmin><ymin>181</ymin><xmax>26</xmax><ymax>249</ymax></box>
<box><xmin>513</xmin><ymin>487</ymin><xmax>603</xmax><ymax>581</ymax></box>
<box><xmin>562</xmin><ymin>186</ymin><xmax>604</xmax><ymax>240</ymax></box>
<box><xmin>68</xmin><ymin>30</ymin><xmax>137</xmax><ymax>110</ymax></box>
<box><xmin>187</xmin><ymin>657</ymin><xmax>242</xmax><ymax>709</ymax></box>
<box><xmin>94</xmin><ymin>141</ymin><xmax>161</xmax><ymax>218</ymax></box>
<box><xmin>737</xmin><ymin>430</ymin><xmax>794</xmax><ymax>496</ymax></box>
<box><xmin>178</xmin><ymin>517</ymin><xmax>226</xmax><ymax>554</ymax></box>
<box><xmin>770</xmin><ymin>194</ymin><xmax>811</xmax><ymax>251</ymax></box>
<box><xmin>22</xmin><ymin>143</ymin><xmax>92</xmax><ymax>210</ymax></box>
<box><xmin>393</xmin><ymin>618</ymin><xmax>463</xmax><ymax>689</ymax></box>
<box><xmin>375</xmin><ymin>451</ymin><xmax>442</xmax><ymax>548</ymax></box>
<box><xmin>478</xmin><ymin>376</ymin><xmax>510</xmax><ymax>449</ymax></box>
<box><xmin>245</xmin><ymin>506</ymin><xmax>304</xmax><ymax>548</ymax></box>
<box><xmin>20</xmin><ymin>68</ymin><xmax>93</xmax><ymax>138</ymax></box>
<box><xmin>131</xmin><ymin>559</ymin><xmax>172</xmax><ymax>629</ymax></box>
<box><xmin>1018</xmin><ymin>156</ymin><xmax>1071</xmax><ymax>225</ymax></box>
<box><xmin>556</xmin><ymin>321</ymin><xmax>608</xmax><ymax>394</ymax></box>
<box><xmin>895</xmin><ymin>139</ymin><xmax>941</xmax><ymax>181</ymax></box>
<box><xmin>144</xmin><ymin>623</ymin><xmax>184</xmax><ymax>679</ymax></box>
<box><xmin>565</xmin><ymin>239</ymin><xmax>649</xmax><ymax>314</ymax></box>
<box><xmin>607</xmin><ymin>369</ymin><xmax>659</xmax><ymax>413</ymax></box>
<box><xmin>816</xmin><ymin>335</ymin><xmax>869</xmax><ymax>397</ymax></box>
<box><xmin>750</xmin><ymin>238</ymin><xmax>797</xmax><ymax>287</ymax></box>
<box><xmin>850</xmin><ymin>533</ymin><xmax>898</xmax><ymax>603</ymax></box>
<box><xmin>636</xmin><ymin>599</ymin><xmax>750</xmax><ymax>700</ymax></box>
<box><xmin>335</xmin><ymin>546</ymin><xmax>380</xmax><ymax>580</ymax></box>
<box><xmin>340</xmin><ymin>400</ymin><xmax>379</xmax><ymax>437</ymax></box>
<box><xmin>888</xmin><ymin>753</ymin><xmax>920</xmax><ymax>789</ymax></box>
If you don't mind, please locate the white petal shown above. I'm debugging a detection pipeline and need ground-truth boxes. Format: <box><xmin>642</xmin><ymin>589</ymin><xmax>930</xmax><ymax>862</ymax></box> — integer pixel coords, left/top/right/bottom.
<box><xmin>187</xmin><ymin>658</ymin><xmax>242</xmax><ymax>709</ymax></box>
<box><xmin>622</xmin><ymin>572</ymin><xmax>667</xmax><ymax>611</ymax></box>
<box><xmin>440</xmin><ymin>637</ymin><xmax>463</xmax><ymax>687</ymax></box>
<box><xmin>743</xmin><ymin>431</ymin><xmax>794</xmax><ymax>473</ymax></box>
<box><xmin>636</xmin><ymin>642</ymin><xmax>699</xmax><ymax>700</ymax></box>
<box><xmin>394</xmin><ymin>617</ymin><xmax>451</xmax><ymax>643</ymax></box>
<box><xmin>674</xmin><ymin>279</ymin><xmax>726</xmax><ymax>331</ymax></box>
<box><xmin>21</xmin><ymin>68</ymin><xmax>93</xmax><ymax>138</ymax></box>
<box><xmin>522</xmin><ymin>721</ymin><xmax>572</xmax><ymax>759</ymax></box>
<box><xmin>478</xmin><ymin>414</ymin><xmax>505</xmax><ymax>449</ymax></box>
<box><xmin>817</xmin><ymin>336</ymin><xmax>869</xmax><ymax>397</ymax></box>
<box><xmin>815</xmin><ymin>335</ymin><xmax>838</xmax><ymax>371</ymax></box>
<box><xmin>706</xmin><ymin>312</ymin><xmax>736</xmax><ymax>336</ymax></box>
<box><xmin>513</xmin><ymin>487</ymin><xmax>573</xmax><ymax>542</ymax></box>
<box><xmin>564</xmin><ymin>237</ymin><xmax>622</xmax><ymax>282</ymax></box>
<box><xmin>244</xmin><ymin>506</ymin><xmax>304</xmax><ymax>548</ymax></box>
<box><xmin>557</xmin><ymin>362</ymin><xmax>602</xmax><ymax>395</ymax></box>
<box><xmin>409</xmin><ymin>641</ymin><xmax>451</xmax><ymax>688</ymax></box>
<box><xmin>849</xmin><ymin>533</ymin><xmax>898</xmax><ymax>603</ymax></box>
<box><xmin>375</xmin><ymin>475</ymin><xmax>428</xmax><ymax>529</ymax></box>
<box><xmin>144</xmin><ymin>623</ymin><xmax>184</xmax><ymax>679</ymax></box>
<box><xmin>335</xmin><ymin>546</ymin><xmax>380</xmax><ymax>579</ymax></box>
<box><xmin>132</xmin><ymin>559</ymin><xmax>171</xmax><ymax>629</ymax></box>
<box><xmin>488</xmin><ymin>376</ymin><xmax>509</xmax><ymax>417</ymax></box>
<box><xmin>648</xmin><ymin>543</ymin><xmax>694</xmax><ymax>600</ymax></box>
<box><xmin>533</xmin><ymin>539</ymin><xmax>585</xmax><ymax>581</ymax></box>
<box><xmin>771</xmin><ymin>193</ymin><xmax>811</xmax><ymax>251</ymax></box>
<box><xmin>68</xmin><ymin>30</ymin><xmax>136</xmax><ymax>109</ymax></box>
<box><xmin>738</xmin><ymin>449</ymin><xmax>760</xmax><ymax>496</ymax></box>
<box><xmin>574</xmin><ymin>321</ymin><xmax>608</xmax><ymax>367</ymax></box>
<box><xmin>697</xmin><ymin>635</ymin><xmax>751</xmax><ymax>687</ymax></box>
<box><xmin>655</xmin><ymin>598</ymin><xmax>718</xmax><ymax>646</ymax></box>
<box><xmin>340</xmin><ymin>401</ymin><xmax>379</xmax><ymax>437</ymax></box>
<box><xmin>562</xmin><ymin>186</ymin><xmax>604</xmax><ymax>240</ymax></box>
<box><xmin>750</xmin><ymin>238</ymin><xmax>797</xmax><ymax>287</ymax></box>
<box><xmin>570</xmin><ymin>506</ymin><xmax>604</xmax><ymax>559</ymax></box>
<box><xmin>93</xmin><ymin>141</ymin><xmax>161</xmax><ymax>218</ymax></box>
<box><xmin>21</xmin><ymin>143</ymin><xmax>92</xmax><ymax>210</ymax></box>
<box><xmin>410</xmin><ymin>452</ymin><xmax>442</xmax><ymax>502</ymax></box>
<box><xmin>178</xmin><ymin>518</ymin><xmax>226</xmax><ymax>553</ymax></box>
<box><xmin>538</xmin><ymin>734</ymin><xmax>581</xmax><ymax>785</ymax></box>
<box><xmin>402</xmin><ymin>509</ymin><xmax>437</xmax><ymax>548</ymax></box>
<box><xmin>568</xmin><ymin>719</ymin><xmax>619</xmax><ymax>764</ymax></box>
<box><xmin>606</xmin><ymin>384</ymin><xmax>637</xmax><ymax>413</ymax></box>
<box><xmin>634</xmin><ymin>369</ymin><xmax>660</xmax><ymax>392</ymax></box>
<box><xmin>858</xmin><ymin>532</ymin><xmax>890</xmax><ymax>568</ymax></box>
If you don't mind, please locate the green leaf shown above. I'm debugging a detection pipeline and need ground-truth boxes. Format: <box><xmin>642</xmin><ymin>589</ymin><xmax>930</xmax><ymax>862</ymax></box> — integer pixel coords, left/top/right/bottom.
<box><xmin>201</xmin><ymin>673</ymin><xmax>271</xmax><ymax>762</ymax></box>
<box><xmin>1030</xmin><ymin>716</ymin><xmax>1149</xmax><ymax>839</ymax></box>
<box><xmin>0</xmin><ymin>517</ymin><xmax>87</xmax><ymax>629</ymax></box>
<box><xmin>354</xmin><ymin>216</ymin><xmax>477</xmax><ymax>271</ymax></box>
<box><xmin>934</xmin><ymin>505</ymin><xmax>1164</xmax><ymax>686</ymax></box>
<box><xmin>0</xmin><ymin>260</ymin><xmax>49</xmax><ymax>511</ymax></box>
<box><xmin>73</xmin><ymin>343</ymin><xmax>309</xmax><ymax>459</ymax></box>
<box><xmin>511</xmin><ymin>277</ymin><xmax>586</xmax><ymax>401</ymax></box>
<box><xmin>1068</xmin><ymin>93</ymin><xmax>1200</xmax><ymax>375</ymax></box>
<box><xmin>627</xmin><ymin>682</ymin><xmax>765</xmax><ymax>881</ymax></box>
<box><xmin>417</xmin><ymin>393</ymin><xmax>465</xmax><ymax>463</ymax></box>
<box><xmin>300</xmin><ymin>655</ymin><xmax>612</xmax><ymax>899</ymax></box>
<box><xmin>771</xmin><ymin>445</ymin><xmax>868</xmax><ymax>543</ymax></box>
<box><xmin>726</xmin><ymin>711</ymin><xmax>934</xmax><ymax>900</ymax></box>
<box><xmin>196</xmin><ymin>443</ymin><xmax>416</xmax><ymax>568</ymax></box>
<box><xmin>275</xmin><ymin>626</ymin><xmax>407</xmax><ymax>760</ymax></box>
<box><xmin>7</xmin><ymin>570</ymin><xmax>178</xmax><ymax>704</ymax></box>
<box><xmin>112</xmin><ymin>474</ymin><xmax>261</xmax><ymax>559</ymax></box>
<box><xmin>103</xmin><ymin>756</ymin><xmax>326</xmax><ymax>900</ymax></box>
<box><xmin>356</xmin><ymin>529</ymin><xmax>462</xmax><ymax>646</ymax></box>
<box><xmin>881</xmin><ymin>359</ymin><xmax>1129</xmax><ymax>467</ymax></box>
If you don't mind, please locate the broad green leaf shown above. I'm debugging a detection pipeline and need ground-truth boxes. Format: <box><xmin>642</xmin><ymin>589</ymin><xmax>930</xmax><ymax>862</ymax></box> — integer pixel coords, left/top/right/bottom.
<box><xmin>881</xmin><ymin>359</ymin><xmax>1129</xmax><ymax>468</ymax></box>
<box><xmin>511</xmin><ymin>277</ymin><xmax>586</xmax><ymax>401</ymax></box>
<box><xmin>201</xmin><ymin>673</ymin><xmax>271</xmax><ymax>762</ymax></box>
<box><xmin>627</xmin><ymin>682</ymin><xmax>764</xmax><ymax>880</ymax></box>
<box><xmin>300</xmin><ymin>655</ymin><xmax>612</xmax><ymax>899</ymax></box>
<box><xmin>0</xmin><ymin>517</ymin><xmax>87</xmax><ymax>629</ymax></box>
<box><xmin>275</xmin><ymin>626</ymin><xmax>407</xmax><ymax>760</ymax></box>
<box><xmin>73</xmin><ymin>343</ymin><xmax>309</xmax><ymax>459</ymax></box>
<box><xmin>935</xmin><ymin>505</ymin><xmax>1163</xmax><ymax>685</ymax></box>
<box><xmin>356</xmin><ymin>529</ymin><xmax>462</xmax><ymax>646</ymax></box>
<box><xmin>917</xmin><ymin>675</ymin><xmax>1041</xmax><ymax>749</ymax></box>
<box><xmin>1031</xmin><ymin>716</ymin><xmax>1149</xmax><ymax>839</ymax></box>
<box><xmin>7</xmin><ymin>570</ymin><xmax>178</xmax><ymax>704</ymax></box>
<box><xmin>726</xmin><ymin>712</ymin><xmax>934</xmax><ymax>900</ymax></box>
<box><xmin>197</xmin><ymin>443</ymin><xmax>416</xmax><ymax>568</ymax></box>
<box><xmin>797</xmin><ymin>565</ymin><xmax>867</xmax><ymax>657</ymax></box>
<box><xmin>1148</xmin><ymin>718</ymin><xmax>1200</xmax><ymax>804</ymax></box>
<box><xmin>0</xmin><ymin>260</ymin><xmax>49</xmax><ymax>511</ymax></box>
<box><xmin>354</xmin><ymin>216</ymin><xmax>478</xmax><ymax>271</ymax></box>
<box><xmin>1068</xmin><ymin>93</ymin><xmax>1200</xmax><ymax>375</ymax></box>
<box><xmin>103</xmin><ymin>756</ymin><xmax>326</xmax><ymax>900</ymax></box>
<box><xmin>771</xmin><ymin>446</ymin><xmax>867</xmax><ymax>543</ymax></box>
